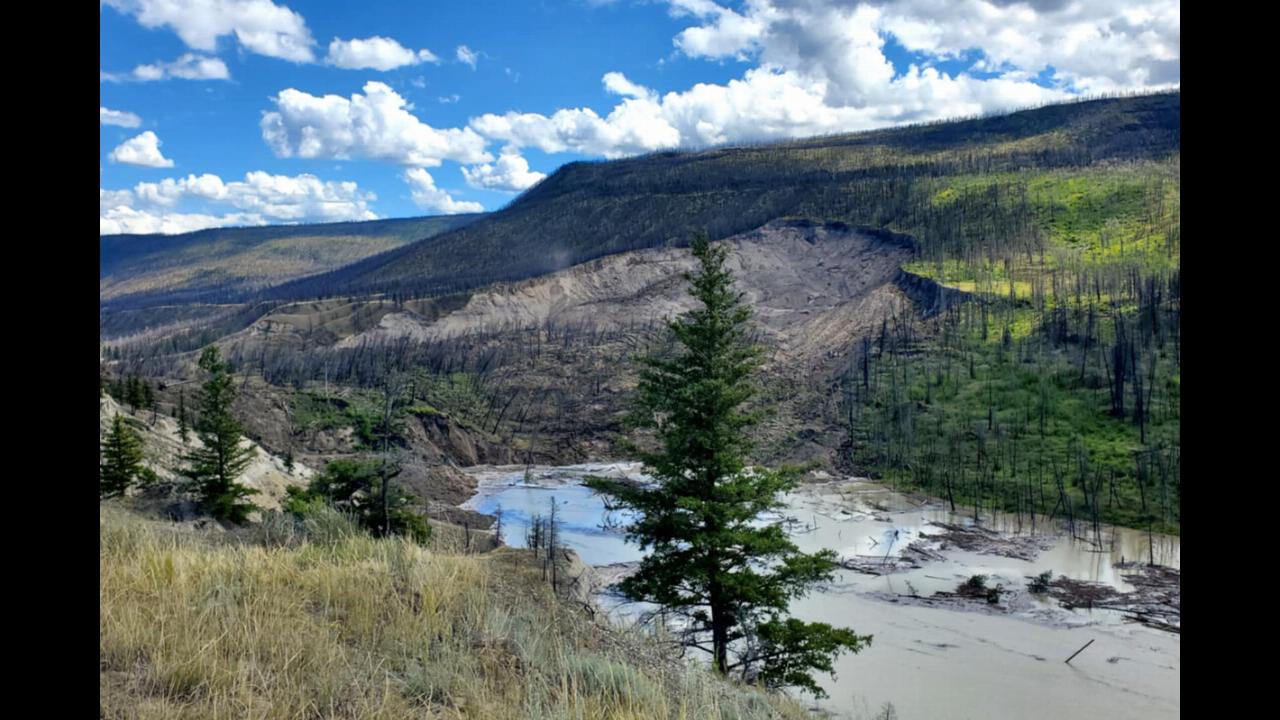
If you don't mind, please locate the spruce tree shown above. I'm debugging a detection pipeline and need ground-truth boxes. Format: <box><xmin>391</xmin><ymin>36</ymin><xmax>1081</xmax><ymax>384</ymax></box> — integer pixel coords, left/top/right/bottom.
<box><xmin>101</xmin><ymin>413</ymin><xmax>143</xmax><ymax>498</ymax></box>
<box><xmin>177</xmin><ymin>389</ymin><xmax>189</xmax><ymax>444</ymax></box>
<box><xmin>126</xmin><ymin>376</ymin><xmax>144</xmax><ymax>413</ymax></box>
<box><xmin>586</xmin><ymin>233</ymin><xmax>869</xmax><ymax>697</ymax></box>
<box><xmin>182</xmin><ymin>347</ymin><xmax>258</xmax><ymax>523</ymax></box>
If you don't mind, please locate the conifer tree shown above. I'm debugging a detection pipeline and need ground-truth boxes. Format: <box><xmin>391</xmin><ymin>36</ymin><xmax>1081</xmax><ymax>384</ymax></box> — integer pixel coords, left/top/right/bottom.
<box><xmin>586</xmin><ymin>233</ymin><xmax>869</xmax><ymax>697</ymax></box>
<box><xmin>126</xmin><ymin>376</ymin><xmax>144</xmax><ymax>413</ymax></box>
<box><xmin>177</xmin><ymin>389</ymin><xmax>189</xmax><ymax>444</ymax></box>
<box><xmin>101</xmin><ymin>414</ymin><xmax>143</xmax><ymax>498</ymax></box>
<box><xmin>181</xmin><ymin>347</ymin><xmax>257</xmax><ymax>523</ymax></box>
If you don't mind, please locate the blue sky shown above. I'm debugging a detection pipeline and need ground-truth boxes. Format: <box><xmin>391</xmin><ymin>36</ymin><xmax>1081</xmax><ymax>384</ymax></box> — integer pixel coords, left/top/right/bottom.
<box><xmin>100</xmin><ymin>0</ymin><xmax>1179</xmax><ymax>234</ymax></box>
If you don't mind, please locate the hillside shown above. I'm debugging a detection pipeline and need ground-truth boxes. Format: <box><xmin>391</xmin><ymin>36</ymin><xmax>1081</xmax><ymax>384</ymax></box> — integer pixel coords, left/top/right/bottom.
<box><xmin>274</xmin><ymin>92</ymin><xmax>1178</xmax><ymax>301</ymax></box>
<box><xmin>104</xmin><ymin>92</ymin><xmax>1179</xmax><ymax>534</ymax></box>
<box><xmin>101</xmin><ymin>214</ymin><xmax>482</xmax><ymax>310</ymax></box>
<box><xmin>100</xmin><ymin>506</ymin><xmax>810</xmax><ymax>719</ymax></box>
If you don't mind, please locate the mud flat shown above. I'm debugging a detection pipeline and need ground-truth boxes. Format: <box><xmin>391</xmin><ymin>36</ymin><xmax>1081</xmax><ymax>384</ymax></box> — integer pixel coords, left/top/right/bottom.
<box><xmin>464</xmin><ymin>466</ymin><xmax>1179</xmax><ymax>719</ymax></box>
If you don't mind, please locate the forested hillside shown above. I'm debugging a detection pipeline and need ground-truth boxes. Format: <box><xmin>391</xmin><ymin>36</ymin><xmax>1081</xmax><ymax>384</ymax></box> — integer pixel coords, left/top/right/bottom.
<box><xmin>103</xmin><ymin>92</ymin><xmax>1179</xmax><ymax>534</ymax></box>
<box><xmin>101</xmin><ymin>214</ymin><xmax>482</xmax><ymax>309</ymax></box>
<box><xmin>275</xmin><ymin>92</ymin><xmax>1177</xmax><ymax>301</ymax></box>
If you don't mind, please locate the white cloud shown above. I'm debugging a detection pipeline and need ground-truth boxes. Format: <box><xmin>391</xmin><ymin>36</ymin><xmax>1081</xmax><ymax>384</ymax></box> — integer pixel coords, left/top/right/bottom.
<box><xmin>602</xmin><ymin>71</ymin><xmax>654</xmax><ymax>100</ymax></box>
<box><xmin>470</xmin><ymin>72</ymin><xmax>680</xmax><ymax>158</ymax></box>
<box><xmin>100</xmin><ymin>188</ymin><xmax>136</xmax><ymax>213</ymax></box>
<box><xmin>103</xmin><ymin>0</ymin><xmax>316</xmax><ymax>63</ymax></box>
<box><xmin>100</xmin><ymin>107</ymin><xmax>142</xmax><ymax>127</ymax></box>
<box><xmin>108</xmin><ymin>131</ymin><xmax>176</xmax><ymax>168</ymax></box>
<box><xmin>669</xmin><ymin>1</ymin><xmax>1178</xmax><ymax>95</ymax></box>
<box><xmin>467</xmin><ymin>0</ymin><xmax>1178</xmax><ymax>160</ymax></box>
<box><xmin>103</xmin><ymin>53</ymin><xmax>231</xmax><ymax>82</ymax></box>
<box><xmin>100</xmin><ymin>170</ymin><xmax>379</xmax><ymax>234</ymax></box>
<box><xmin>326</xmin><ymin>36</ymin><xmax>439</xmax><ymax>71</ymax></box>
<box><xmin>456</xmin><ymin>45</ymin><xmax>479</xmax><ymax>69</ymax></box>
<box><xmin>671</xmin><ymin>1</ymin><xmax>767</xmax><ymax>60</ymax></box>
<box><xmin>261</xmin><ymin>81</ymin><xmax>491</xmax><ymax>166</ymax></box>
<box><xmin>403</xmin><ymin>168</ymin><xmax>484</xmax><ymax>214</ymax></box>
<box><xmin>438</xmin><ymin>94</ymin><xmax>460</xmax><ymax>104</ymax></box>
<box><xmin>461</xmin><ymin>147</ymin><xmax>546</xmax><ymax>193</ymax></box>
<box><xmin>100</xmin><ymin>205</ymin><xmax>255</xmax><ymax>235</ymax></box>
<box><xmin>876</xmin><ymin>0</ymin><xmax>1179</xmax><ymax>92</ymax></box>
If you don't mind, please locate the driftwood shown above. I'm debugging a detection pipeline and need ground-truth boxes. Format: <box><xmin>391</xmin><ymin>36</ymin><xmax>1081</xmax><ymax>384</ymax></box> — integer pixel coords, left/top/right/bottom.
<box><xmin>1047</xmin><ymin>564</ymin><xmax>1180</xmax><ymax>634</ymax></box>
<box><xmin>1065</xmin><ymin>638</ymin><xmax>1095</xmax><ymax>664</ymax></box>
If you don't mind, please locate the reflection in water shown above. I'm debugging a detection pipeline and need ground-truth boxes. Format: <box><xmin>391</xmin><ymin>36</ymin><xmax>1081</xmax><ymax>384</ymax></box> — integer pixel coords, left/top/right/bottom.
<box><xmin>464</xmin><ymin>463</ymin><xmax>1180</xmax><ymax>720</ymax></box>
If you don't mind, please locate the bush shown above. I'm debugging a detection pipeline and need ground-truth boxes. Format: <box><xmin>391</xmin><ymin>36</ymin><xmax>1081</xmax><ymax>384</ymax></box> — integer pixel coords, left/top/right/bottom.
<box><xmin>1028</xmin><ymin>570</ymin><xmax>1053</xmax><ymax>594</ymax></box>
<box><xmin>563</xmin><ymin>654</ymin><xmax>665</xmax><ymax>712</ymax></box>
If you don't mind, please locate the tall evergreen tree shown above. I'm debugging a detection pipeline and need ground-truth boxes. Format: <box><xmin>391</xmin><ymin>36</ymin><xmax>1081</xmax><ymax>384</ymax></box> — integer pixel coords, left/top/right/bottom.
<box><xmin>177</xmin><ymin>389</ymin><xmax>189</xmax><ymax>444</ymax></box>
<box><xmin>101</xmin><ymin>414</ymin><xmax>143</xmax><ymax>498</ymax></box>
<box><xmin>182</xmin><ymin>347</ymin><xmax>257</xmax><ymax>523</ymax></box>
<box><xmin>126</xmin><ymin>376</ymin><xmax>144</xmax><ymax>413</ymax></box>
<box><xmin>586</xmin><ymin>233</ymin><xmax>869</xmax><ymax>697</ymax></box>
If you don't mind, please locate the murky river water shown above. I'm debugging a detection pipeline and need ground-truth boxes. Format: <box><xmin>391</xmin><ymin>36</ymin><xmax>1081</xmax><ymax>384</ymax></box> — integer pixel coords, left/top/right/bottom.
<box><xmin>463</xmin><ymin>463</ymin><xmax>1179</xmax><ymax>720</ymax></box>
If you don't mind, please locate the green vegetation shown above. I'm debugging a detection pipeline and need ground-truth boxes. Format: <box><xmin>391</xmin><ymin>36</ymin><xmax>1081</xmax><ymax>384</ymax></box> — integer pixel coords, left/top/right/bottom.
<box><xmin>99</xmin><ymin>506</ymin><xmax>812</xmax><ymax>719</ymax></box>
<box><xmin>1028</xmin><ymin>570</ymin><xmax>1053</xmax><ymax>594</ymax></box>
<box><xmin>292</xmin><ymin>371</ymin><xmax>493</xmax><ymax>445</ymax></box>
<box><xmin>288</xmin><ymin>93</ymin><xmax>1177</xmax><ymax>300</ymax></box>
<box><xmin>587</xmin><ymin>235</ymin><xmax>869</xmax><ymax>698</ymax></box>
<box><xmin>284</xmin><ymin>459</ymin><xmax>431</xmax><ymax>543</ymax></box>
<box><xmin>181</xmin><ymin>346</ymin><xmax>258</xmax><ymax>523</ymax></box>
<box><xmin>100</xmin><ymin>413</ymin><xmax>144</xmax><ymax>498</ymax></box>
<box><xmin>843</xmin><ymin>160</ymin><xmax>1180</xmax><ymax>535</ymax></box>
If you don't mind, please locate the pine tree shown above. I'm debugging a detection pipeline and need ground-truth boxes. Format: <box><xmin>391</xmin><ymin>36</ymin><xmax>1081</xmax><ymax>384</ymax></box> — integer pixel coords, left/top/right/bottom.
<box><xmin>101</xmin><ymin>413</ymin><xmax>143</xmax><ymax>498</ymax></box>
<box><xmin>586</xmin><ymin>233</ymin><xmax>869</xmax><ymax>697</ymax></box>
<box><xmin>126</xmin><ymin>376</ymin><xmax>144</xmax><ymax>413</ymax></box>
<box><xmin>283</xmin><ymin>458</ymin><xmax>430</xmax><ymax>542</ymax></box>
<box><xmin>182</xmin><ymin>347</ymin><xmax>258</xmax><ymax>523</ymax></box>
<box><xmin>177</xmin><ymin>389</ymin><xmax>189</xmax><ymax>444</ymax></box>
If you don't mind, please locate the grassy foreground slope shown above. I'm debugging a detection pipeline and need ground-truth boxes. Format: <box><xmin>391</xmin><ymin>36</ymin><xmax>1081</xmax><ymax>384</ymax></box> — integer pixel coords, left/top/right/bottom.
<box><xmin>101</xmin><ymin>214</ymin><xmax>482</xmax><ymax>309</ymax></box>
<box><xmin>100</xmin><ymin>506</ymin><xmax>810</xmax><ymax>719</ymax></box>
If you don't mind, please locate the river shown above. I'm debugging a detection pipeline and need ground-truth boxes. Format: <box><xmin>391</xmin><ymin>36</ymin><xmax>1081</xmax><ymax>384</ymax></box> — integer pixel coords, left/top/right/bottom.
<box><xmin>463</xmin><ymin>462</ymin><xmax>1179</xmax><ymax>720</ymax></box>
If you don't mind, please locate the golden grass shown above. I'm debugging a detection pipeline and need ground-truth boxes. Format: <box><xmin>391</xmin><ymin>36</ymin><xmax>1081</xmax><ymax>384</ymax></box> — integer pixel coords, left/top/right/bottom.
<box><xmin>100</xmin><ymin>506</ymin><xmax>812</xmax><ymax>719</ymax></box>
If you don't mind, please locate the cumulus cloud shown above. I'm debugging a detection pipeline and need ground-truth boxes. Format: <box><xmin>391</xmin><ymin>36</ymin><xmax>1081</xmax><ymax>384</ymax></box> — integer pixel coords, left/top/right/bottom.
<box><xmin>100</xmin><ymin>107</ymin><xmax>142</xmax><ymax>127</ymax></box>
<box><xmin>467</xmin><ymin>1</ymin><xmax>1176</xmax><ymax>159</ymax></box>
<box><xmin>670</xmin><ymin>0</ymin><xmax>767</xmax><ymax>60</ymax></box>
<box><xmin>671</xmin><ymin>0</ymin><xmax>1178</xmax><ymax>95</ymax></box>
<box><xmin>461</xmin><ymin>147</ymin><xmax>547</xmax><ymax>192</ymax></box>
<box><xmin>108</xmin><ymin>131</ymin><xmax>176</xmax><ymax>168</ymax></box>
<box><xmin>326</xmin><ymin>36</ymin><xmax>439</xmax><ymax>71</ymax></box>
<box><xmin>456</xmin><ymin>45</ymin><xmax>479</xmax><ymax>69</ymax></box>
<box><xmin>103</xmin><ymin>0</ymin><xmax>316</xmax><ymax>62</ymax></box>
<box><xmin>100</xmin><ymin>171</ymin><xmax>379</xmax><ymax>234</ymax></box>
<box><xmin>403</xmin><ymin>168</ymin><xmax>484</xmax><ymax>214</ymax></box>
<box><xmin>261</xmin><ymin>81</ymin><xmax>491</xmax><ymax>166</ymax></box>
<box><xmin>470</xmin><ymin>73</ymin><xmax>680</xmax><ymax>158</ymax></box>
<box><xmin>100</xmin><ymin>205</ymin><xmax>254</xmax><ymax>235</ymax></box>
<box><xmin>103</xmin><ymin>53</ymin><xmax>231</xmax><ymax>82</ymax></box>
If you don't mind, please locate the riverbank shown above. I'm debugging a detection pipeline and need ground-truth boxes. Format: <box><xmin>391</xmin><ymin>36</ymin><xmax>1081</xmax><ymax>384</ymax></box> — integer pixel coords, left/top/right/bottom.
<box><xmin>462</xmin><ymin>464</ymin><xmax>1180</xmax><ymax>719</ymax></box>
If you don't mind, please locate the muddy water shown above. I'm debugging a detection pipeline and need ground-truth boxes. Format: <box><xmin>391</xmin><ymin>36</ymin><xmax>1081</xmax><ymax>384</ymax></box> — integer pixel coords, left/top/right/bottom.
<box><xmin>463</xmin><ymin>463</ymin><xmax>1180</xmax><ymax>720</ymax></box>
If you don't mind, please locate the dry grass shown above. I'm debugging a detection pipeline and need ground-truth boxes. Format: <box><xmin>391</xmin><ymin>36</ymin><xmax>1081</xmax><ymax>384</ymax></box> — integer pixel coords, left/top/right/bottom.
<box><xmin>100</xmin><ymin>505</ymin><xmax>812</xmax><ymax>719</ymax></box>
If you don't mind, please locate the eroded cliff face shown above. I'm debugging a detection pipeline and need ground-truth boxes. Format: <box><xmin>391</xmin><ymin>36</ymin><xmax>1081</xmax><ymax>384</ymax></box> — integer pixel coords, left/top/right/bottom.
<box><xmin>341</xmin><ymin>220</ymin><xmax>910</xmax><ymax>359</ymax></box>
<box><xmin>303</xmin><ymin>220</ymin><xmax>917</xmax><ymax>468</ymax></box>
